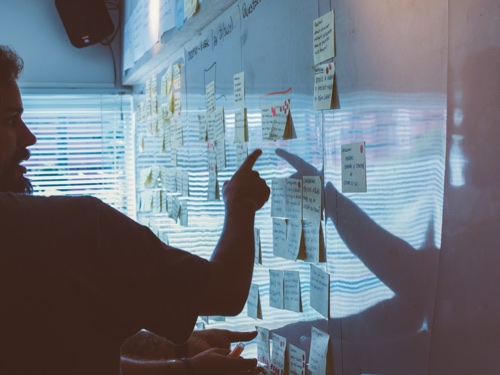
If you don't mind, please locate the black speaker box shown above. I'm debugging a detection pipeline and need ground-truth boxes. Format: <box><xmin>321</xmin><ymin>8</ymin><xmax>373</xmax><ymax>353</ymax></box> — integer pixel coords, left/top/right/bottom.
<box><xmin>55</xmin><ymin>0</ymin><xmax>115</xmax><ymax>48</ymax></box>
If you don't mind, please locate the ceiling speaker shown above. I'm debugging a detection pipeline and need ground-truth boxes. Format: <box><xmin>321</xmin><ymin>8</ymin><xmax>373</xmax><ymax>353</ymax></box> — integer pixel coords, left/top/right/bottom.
<box><xmin>55</xmin><ymin>0</ymin><xmax>115</xmax><ymax>48</ymax></box>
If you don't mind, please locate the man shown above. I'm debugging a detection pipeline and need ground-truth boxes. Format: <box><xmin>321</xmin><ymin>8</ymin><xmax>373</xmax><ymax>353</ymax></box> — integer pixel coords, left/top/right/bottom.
<box><xmin>0</xmin><ymin>45</ymin><xmax>270</xmax><ymax>375</ymax></box>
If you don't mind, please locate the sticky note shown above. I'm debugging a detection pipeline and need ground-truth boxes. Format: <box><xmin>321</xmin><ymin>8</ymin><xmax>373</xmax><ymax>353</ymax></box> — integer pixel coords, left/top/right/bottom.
<box><xmin>269</xmin><ymin>269</ymin><xmax>284</xmax><ymax>309</ymax></box>
<box><xmin>310</xmin><ymin>265</ymin><xmax>330</xmax><ymax>319</ymax></box>
<box><xmin>256</xmin><ymin>326</ymin><xmax>271</xmax><ymax>367</ymax></box>
<box><xmin>247</xmin><ymin>283</ymin><xmax>263</xmax><ymax>319</ymax></box>
<box><xmin>284</xmin><ymin>270</ymin><xmax>302</xmax><ymax>313</ymax></box>
<box><xmin>271</xmin><ymin>333</ymin><xmax>287</xmax><ymax>375</ymax></box>
<box><xmin>313</xmin><ymin>62</ymin><xmax>340</xmax><ymax>110</ymax></box>
<box><xmin>205</xmin><ymin>80</ymin><xmax>216</xmax><ymax>113</ymax></box>
<box><xmin>289</xmin><ymin>344</ymin><xmax>306</xmax><ymax>375</ymax></box>
<box><xmin>313</xmin><ymin>10</ymin><xmax>335</xmax><ymax>65</ymax></box>
<box><xmin>272</xmin><ymin>218</ymin><xmax>288</xmax><ymax>259</ymax></box>
<box><xmin>285</xmin><ymin>219</ymin><xmax>304</xmax><ymax>261</ymax></box>
<box><xmin>341</xmin><ymin>141</ymin><xmax>367</xmax><ymax>193</ymax></box>
<box><xmin>302</xmin><ymin>220</ymin><xmax>326</xmax><ymax>263</ymax></box>
<box><xmin>308</xmin><ymin>327</ymin><xmax>330</xmax><ymax>375</ymax></box>
<box><xmin>236</xmin><ymin>142</ymin><xmax>249</xmax><ymax>169</ymax></box>
<box><xmin>286</xmin><ymin>178</ymin><xmax>303</xmax><ymax>220</ymax></box>
<box><xmin>302</xmin><ymin>176</ymin><xmax>323</xmax><ymax>221</ymax></box>
<box><xmin>233</xmin><ymin>72</ymin><xmax>245</xmax><ymax>107</ymax></box>
<box><xmin>254</xmin><ymin>228</ymin><xmax>262</xmax><ymax>265</ymax></box>
<box><xmin>234</xmin><ymin>108</ymin><xmax>248</xmax><ymax>143</ymax></box>
<box><xmin>271</xmin><ymin>178</ymin><xmax>287</xmax><ymax>218</ymax></box>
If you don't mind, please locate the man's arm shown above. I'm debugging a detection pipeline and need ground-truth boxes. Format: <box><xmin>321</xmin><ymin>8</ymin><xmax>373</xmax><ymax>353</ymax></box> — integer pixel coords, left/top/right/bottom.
<box><xmin>199</xmin><ymin>149</ymin><xmax>270</xmax><ymax>316</ymax></box>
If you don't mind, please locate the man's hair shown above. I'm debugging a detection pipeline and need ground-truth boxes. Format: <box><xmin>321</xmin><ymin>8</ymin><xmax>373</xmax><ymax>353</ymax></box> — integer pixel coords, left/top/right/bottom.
<box><xmin>0</xmin><ymin>45</ymin><xmax>24</xmax><ymax>81</ymax></box>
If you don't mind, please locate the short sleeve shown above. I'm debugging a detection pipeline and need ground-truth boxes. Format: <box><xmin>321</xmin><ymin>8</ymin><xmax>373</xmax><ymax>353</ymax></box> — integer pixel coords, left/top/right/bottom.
<box><xmin>97</xmin><ymin>200</ymin><xmax>210</xmax><ymax>344</ymax></box>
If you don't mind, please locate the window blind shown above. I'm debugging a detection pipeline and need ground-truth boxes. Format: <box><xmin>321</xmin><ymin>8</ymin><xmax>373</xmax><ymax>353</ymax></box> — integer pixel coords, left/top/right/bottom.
<box><xmin>22</xmin><ymin>94</ymin><xmax>136</xmax><ymax>219</ymax></box>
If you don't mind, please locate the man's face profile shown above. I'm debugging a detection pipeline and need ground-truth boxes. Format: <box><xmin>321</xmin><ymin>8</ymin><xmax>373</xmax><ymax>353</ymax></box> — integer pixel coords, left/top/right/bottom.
<box><xmin>0</xmin><ymin>79</ymin><xmax>36</xmax><ymax>194</ymax></box>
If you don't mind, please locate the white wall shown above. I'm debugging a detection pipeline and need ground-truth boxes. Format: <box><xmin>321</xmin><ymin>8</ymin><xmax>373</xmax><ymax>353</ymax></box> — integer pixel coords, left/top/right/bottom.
<box><xmin>0</xmin><ymin>0</ymin><xmax>123</xmax><ymax>90</ymax></box>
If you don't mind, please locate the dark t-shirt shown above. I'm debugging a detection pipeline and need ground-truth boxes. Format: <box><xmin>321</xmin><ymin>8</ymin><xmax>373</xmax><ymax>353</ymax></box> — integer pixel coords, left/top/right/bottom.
<box><xmin>0</xmin><ymin>193</ymin><xmax>210</xmax><ymax>375</ymax></box>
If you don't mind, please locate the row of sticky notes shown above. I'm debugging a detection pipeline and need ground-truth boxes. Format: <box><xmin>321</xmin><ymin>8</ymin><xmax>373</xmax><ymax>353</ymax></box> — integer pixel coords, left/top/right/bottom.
<box><xmin>138</xmin><ymin>190</ymin><xmax>188</xmax><ymax>226</ymax></box>
<box><xmin>271</xmin><ymin>176</ymin><xmax>322</xmax><ymax>221</ymax></box>
<box><xmin>247</xmin><ymin>264</ymin><xmax>330</xmax><ymax>320</ymax></box>
<box><xmin>139</xmin><ymin>166</ymin><xmax>189</xmax><ymax>195</ymax></box>
<box><xmin>257</xmin><ymin>326</ymin><xmax>330</xmax><ymax>375</ymax></box>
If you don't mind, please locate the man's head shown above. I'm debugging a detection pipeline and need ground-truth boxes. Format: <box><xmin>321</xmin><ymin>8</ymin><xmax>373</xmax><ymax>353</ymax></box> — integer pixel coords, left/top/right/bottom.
<box><xmin>0</xmin><ymin>45</ymin><xmax>36</xmax><ymax>194</ymax></box>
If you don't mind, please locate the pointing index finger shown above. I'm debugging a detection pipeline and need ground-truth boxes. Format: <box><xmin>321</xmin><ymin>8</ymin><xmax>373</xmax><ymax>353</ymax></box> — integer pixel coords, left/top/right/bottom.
<box><xmin>238</xmin><ymin>148</ymin><xmax>262</xmax><ymax>172</ymax></box>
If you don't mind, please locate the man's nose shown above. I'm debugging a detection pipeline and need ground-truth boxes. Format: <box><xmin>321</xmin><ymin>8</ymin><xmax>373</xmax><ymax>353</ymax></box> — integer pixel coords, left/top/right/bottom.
<box><xmin>19</xmin><ymin>120</ymin><xmax>37</xmax><ymax>147</ymax></box>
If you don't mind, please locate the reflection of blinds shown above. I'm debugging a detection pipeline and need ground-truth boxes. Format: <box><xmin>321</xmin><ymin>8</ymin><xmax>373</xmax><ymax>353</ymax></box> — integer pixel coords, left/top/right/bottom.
<box><xmin>22</xmin><ymin>94</ymin><xmax>136</xmax><ymax>219</ymax></box>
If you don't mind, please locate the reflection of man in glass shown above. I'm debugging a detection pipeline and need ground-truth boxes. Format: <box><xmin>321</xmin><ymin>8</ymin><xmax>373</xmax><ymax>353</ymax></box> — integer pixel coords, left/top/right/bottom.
<box><xmin>276</xmin><ymin>48</ymin><xmax>500</xmax><ymax>374</ymax></box>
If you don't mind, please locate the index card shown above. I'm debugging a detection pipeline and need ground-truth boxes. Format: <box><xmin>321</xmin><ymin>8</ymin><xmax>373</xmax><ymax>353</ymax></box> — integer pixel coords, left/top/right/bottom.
<box><xmin>207</xmin><ymin>170</ymin><xmax>219</xmax><ymax>200</ymax></box>
<box><xmin>205</xmin><ymin>80</ymin><xmax>216</xmax><ymax>113</ymax></box>
<box><xmin>161</xmin><ymin>64</ymin><xmax>173</xmax><ymax>96</ymax></box>
<box><xmin>310</xmin><ymin>265</ymin><xmax>330</xmax><ymax>319</ymax></box>
<box><xmin>213</xmin><ymin>108</ymin><xmax>225</xmax><ymax>141</ymax></box>
<box><xmin>234</xmin><ymin>108</ymin><xmax>248</xmax><ymax>143</ymax></box>
<box><xmin>271</xmin><ymin>178</ymin><xmax>287</xmax><ymax>218</ymax></box>
<box><xmin>341</xmin><ymin>141</ymin><xmax>367</xmax><ymax>193</ymax></box>
<box><xmin>313</xmin><ymin>10</ymin><xmax>335</xmax><ymax>65</ymax></box>
<box><xmin>215</xmin><ymin>136</ymin><xmax>226</xmax><ymax>171</ymax></box>
<box><xmin>247</xmin><ymin>283</ymin><xmax>263</xmax><ymax>319</ymax></box>
<box><xmin>173</xmin><ymin>64</ymin><xmax>182</xmax><ymax>90</ymax></box>
<box><xmin>254</xmin><ymin>228</ymin><xmax>262</xmax><ymax>265</ymax></box>
<box><xmin>256</xmin><ymin>326</ymin><xmax>271</xmax><ymax>367</ymax></box>
<box><xmin>271</xmin><ymin>333</ymin><xmax>287</xmax><ymax>375</ymax></box>
<box><xmin>308</xmin><ymin>327</ymin><xmax>330</xmax><ymax>375</ymax></box>
<box><xmin>284</xmin><ymin>270</ymin><xmax>302</xmax><ymax>313</ymax></box>
<box><xmin>285</xmin><ymin>219</ymin><xmax>304</xmax><ymax>261</ymax></box>
<box><xmin>272</xmin><ymin>218</ymin><xmax>288</xmax><ymax>259</ymax></box>
<box><xmin>233</xmin><ymin>72</ymin><xmax>245</xmax><ymax>107</ymax></box>
<box><xmin>313</xmin><ymin>62</ymin><xmax>340</xmax><ymax>110</ymax></box>
<box><xmin>289</xmin><ymin>344</ymin><xmax>306</xmax><ymax>375</ymax></box>
<box><xmin>236</xmin><ymin>142</ymin><xmax>249</xmax><ymax>169</ymax></box>
<box><xmin>267</xmin><ymin>99</ymin><xmax>296</xmax><ymax>141</ymax></box>
<box><xmin>269</xmin><ymin>269</ymin><xmax>284</xmax><ymax>309</ymax></box>
<box><xmin>286</xmin><ymin>178</ymin><xmax>303</xmax><ymax>220</ymax></box>
<box><xmin>302</xmin><ymin>176</ymin><xmax>323</xmax><ymax>221</ymax></box>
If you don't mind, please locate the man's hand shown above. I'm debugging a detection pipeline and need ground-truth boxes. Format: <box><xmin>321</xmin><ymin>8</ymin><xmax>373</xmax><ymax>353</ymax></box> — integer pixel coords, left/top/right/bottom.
<box><xmin>190</xmin><ymin>348</ymin><xmax>264</xmax><ymax>375</ymax></box>
<box><xmin>223</xmin><ymin>149</ymin><xmax>270</xmax><ymax>213</ymax></box>
<box><xmin>185</xmin><ymin>329</ymin><xmax>257</xmax><ymax>356</ymax></box>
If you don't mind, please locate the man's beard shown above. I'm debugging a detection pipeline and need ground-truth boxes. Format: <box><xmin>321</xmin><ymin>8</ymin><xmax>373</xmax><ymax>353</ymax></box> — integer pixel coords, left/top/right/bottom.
<box><xmin>0</xmin><ymin>173</ymin><xmax>33</xmax><ymax>195</ymax></box>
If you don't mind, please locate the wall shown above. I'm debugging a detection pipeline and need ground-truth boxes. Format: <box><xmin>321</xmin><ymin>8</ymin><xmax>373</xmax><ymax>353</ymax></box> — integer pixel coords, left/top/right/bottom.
<box><xmin>126</xmin><ymin>0</ymin><xmax>500</xmax><ymax>374</ymax></box>
<box><xmin>0</xmin><ymin>0</ymin><xmax>122</xmax><ymax>90</ymax></box>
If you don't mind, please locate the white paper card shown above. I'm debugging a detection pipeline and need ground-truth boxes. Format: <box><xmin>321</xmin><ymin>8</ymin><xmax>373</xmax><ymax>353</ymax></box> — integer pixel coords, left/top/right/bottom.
<box><xmin>284</xmin><ymin>270</ymin><xmax>302</xmax><ymax>313</ymax></box>
<box><xmin>271</xmin><ymin>178</ymin><xmax>287</xmax><ymax>218</ymax></box>
<box><xmin>233</xmin><ymin>72</ymin><xmax>245</xmax><ymax>107</ymax></box>
<box><xmin>313</xmin><ymin>10</ymin><xmax>335</xmax><ymax>65</ymax></box>
<box><xmin>310</xmin><ymin>265</ymin><xmax>330</xmax><ymax>319</ymax></box>
<box><xmin>236</xmin><ymin>142</ymin><xmax>249</xmax><ymax>169</ymax></box>
<box><xmin>206</xmin><ymin>80</ymin><xmax>216</xmax><ymax>113</ymax></box>
<box><xmin>289</xmin><ymin>344</ymin><xmax>306</xmax><ymax>375</ymax></box>
<box><xmin>341</xmin><ymin>141</ymin><xmax>367</xmax><ymax>193</ymax></box>
<box><xmin>257</xmin><ymin>326</ymin><xmax>271</xmax><ymax>367</ymax></box>
<box><xmin>247</xmin><ymin>283</ymin><xmax>262</xmax><ymax>319</ymax></box>
<box><xmin>286</xmin><ymin>219</ymin><xmax>303</xmax><ymax>261</ymax></box>
<box><xmin>286</xmin><ymin>178</ymin><xmax>303</xmax><ymax>220</ymax></box>
<box><xmin>308</xmin><ymin>327</ymin><xmax>330</xmax><ymax>375</ymax></box>
<box><xmin>302</xmin><ymin>176</ymin><xmax>323</xmax><ymax>221</ymax></box>
<box><xmin>269</xmin><ymin>269</ymin><xmax>284</xmax><ymax>309</ymax></box>
<box><xmin>234</xmin><ymin>108</ymin><xmax>248</xmax><ymax>143</ymax></box>
<box><xmin>272</xmin><ymin>218</ymin><xmax>288</xmax><ymax>258</ymax></box>
<box><xmin>271</xmin><ymin>333</ymin><xmax>287</xmax><ymax>375</ymax></box>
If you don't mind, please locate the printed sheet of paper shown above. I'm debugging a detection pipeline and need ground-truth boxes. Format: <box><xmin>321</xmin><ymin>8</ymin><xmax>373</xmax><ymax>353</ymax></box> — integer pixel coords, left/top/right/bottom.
<box><xmin>235</xmin><ymin>142</ymin><xmax>249</xmax><ymax>169</ymax></box>
<box><xmin>313</xmin><ymin>62</ymin><xmax>340</xmax><ymax>110</ymax></box>
<box><xmin>272</xmin><ymin>218</ymin><xmax>288</xmax><ymax>259</ymax></box>
<box><xmin>308</xmin><ymin>327</ymin><xmax>330</xmax><ymax>375</ymax></box>
<box><xmin>285</xmin><ymin>219</ymin><xmax>303</xmax><ymax>261</ymax></box>
<box><xmin>310</xmin><ymin>265</ymin><xmax>330</xmax><ymax>319</ymax></box>
<box><xmin>271</xmin><ymin>333</ymin><xmax>287</xmax><ymax>375</ymax></box>
<box><xmin>302</xmin><ymin>176</ymin><xmax>323</xmax><ymax>221</ymax></box>
<box><xmin>234</xmin><ymin>108</ymin><xmax>248</xmax><ymax>143</ymax></box>
<box><xmin>286</xmin><ymin>178</ymin><xmax>303</xmax><ymax>220</ymax></box>
<box><xmin>313</xmin><ymin>10</ymin><xmax>335</xmax><ymax>65</ymax></box>
<box><xmin>205</xmin><ymin>80</ymin><xmax>216</xmax><ymax>113</ymax></box>
<box><xmin>269</xmin><ymin>269</ymin><xmax>284</xmax><ymax>309</ymax></box>
<box><xmin>289</xmin><ymin>344</ymin><xmax>306</xmax><ymax>375</ymax></box>
<box><xmin>233</xmin><ymin>72</ymin><xmax>245</xmax><ymax>108</ymax></box>
<box><xmin>284</xmin><ymin>270</ymin><xmax>302</xmax><ymax>313</ymax></box>
<box><xmin>254</xmin><ymin>228</ymin><xmax>262</xmax><ymax>264</ymax></box>
<box><xmin>341</xmin><ymin>141</ymin><xmax>367</xmax><ymax>193</ymax></box>
<box><xmin>271</xmin><ymin>178</ymin><xmax>287</xmax><ymax>218</ymax></box>
<box><xmin>256</xmin><ymin>326</ymin><xmax>271</xmax><ymax>367</ymax></box>
<box><xmin>247</xmin><ymin>283</ymin><xmax>262</xmax><ymax>319</ymax></box>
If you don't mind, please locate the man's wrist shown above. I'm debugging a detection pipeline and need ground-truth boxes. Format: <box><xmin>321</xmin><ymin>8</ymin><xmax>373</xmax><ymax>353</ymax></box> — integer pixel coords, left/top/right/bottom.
<box><xmin>174</xmin><ymin>343</ymin><xmax>189</xmax><ymax>358</ymax></box>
